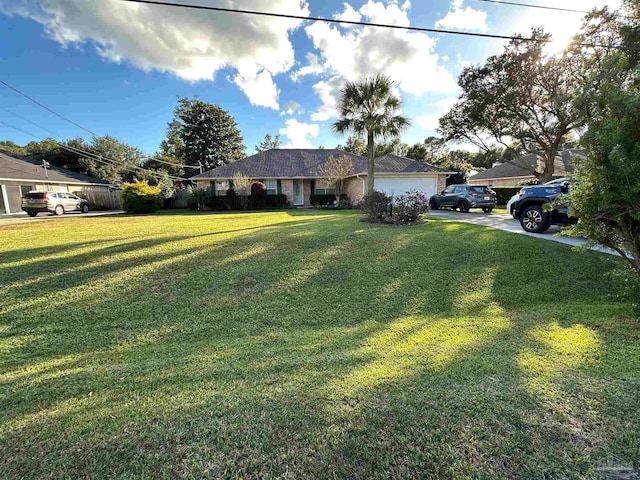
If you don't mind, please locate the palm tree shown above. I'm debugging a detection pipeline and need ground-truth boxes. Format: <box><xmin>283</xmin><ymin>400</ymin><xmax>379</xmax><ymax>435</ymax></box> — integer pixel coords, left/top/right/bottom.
<box><xmin>333</xmin><ymin>74</ymin><xmax>410</xmax><ymax>193</ymax></box>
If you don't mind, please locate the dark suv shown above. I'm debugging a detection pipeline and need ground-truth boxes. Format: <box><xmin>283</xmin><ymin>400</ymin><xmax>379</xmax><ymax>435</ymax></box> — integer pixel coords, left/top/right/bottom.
<box><xmin>514</xmin><ymin>181</ymin><xmax>576</xmax><ymax>233</ymax></box>
<box><xmin>429</xmin><ymin>184</ymin><xmax>497</xmax><ymax>213</ymax></box>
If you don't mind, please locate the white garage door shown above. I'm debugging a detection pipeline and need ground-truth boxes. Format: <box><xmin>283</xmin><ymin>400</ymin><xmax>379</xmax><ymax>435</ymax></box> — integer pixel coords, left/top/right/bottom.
<box><xmin>374</xmin><ymin>176</ymin><xmax>438</xmax><ymax>198</ymax></box>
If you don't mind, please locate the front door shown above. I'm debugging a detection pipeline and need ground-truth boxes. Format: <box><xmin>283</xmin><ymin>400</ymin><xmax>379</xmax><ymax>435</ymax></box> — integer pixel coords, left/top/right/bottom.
<box><xmin>293</xmin><ymin>179</ymin><xmax>304</xmax><ymax>206</ymax></box>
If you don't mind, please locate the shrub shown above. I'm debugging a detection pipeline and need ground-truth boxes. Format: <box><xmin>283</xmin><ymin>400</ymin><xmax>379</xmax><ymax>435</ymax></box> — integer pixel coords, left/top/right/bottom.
<box><xmin>251</xmin><ymin>181</ymin><xmax>266</xmax><ymax>197</ymax></box>
<box><xmin>491</xmin><ymin>187</ymin><xmax>522</xmax><ymax>205</ymax></box>
<box><xmin>248</xmin><ymin>194</ymin><xmax>288</xmax><ymax>210</ymax></box>
<box><xmin>388</xmin><ymin>190</ymin><xmax>430</xmax><ymax>224</ymax></box>
<box><xmin>226</xmin><ymin>188</ymin><xmax>243</xmax><ymax>210</ymax></box>
<box><xmin>359</xmin><ymin>191</ymin><xmax>391</xmax><ymax>222</ymax></box>
<box><xmin>517</xmin><ymin>178</ymin><xmax>540</xmax><ymax>187</ymax></box>
<box><xmin>309</xmin><ymin>194</ymin><xmax>337</xmax><ymax>207</ymax></box>
<box><xmin>121</xmin><ymin>180</ymin><xmax>162</xmax><ymax>214</ymax></box>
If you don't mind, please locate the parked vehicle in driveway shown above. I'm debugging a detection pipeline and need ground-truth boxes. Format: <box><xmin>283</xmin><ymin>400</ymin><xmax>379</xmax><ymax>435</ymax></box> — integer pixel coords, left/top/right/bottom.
<box><xmin>513</xmin><ymin>180</ymin><xmax>576</xmax><ymax>233</ymax></box>
<box><xmin>22</xmin><ymin>191</ymin><xmax>90</xmax><ymax>217</ymax></box>
<box><xmin>506</xmin><ymin>178</ymin><xmax>568</xmax><ymax>218</ymax></box>
<box><xmin>429</xmin><ymin>184</ymin><xmax>497</xmax><ymax>213</ymax></box>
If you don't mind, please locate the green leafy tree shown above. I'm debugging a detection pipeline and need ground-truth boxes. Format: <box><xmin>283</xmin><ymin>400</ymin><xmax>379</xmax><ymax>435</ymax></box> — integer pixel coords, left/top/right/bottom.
<box><xmin>334</xmin><ymin>74</ymin><xmax>410</xmax><ymax>192</ymax></box>
<box><xmin>439</xmin><ymin>29</ymin><xmax>584</xmax><ymax>182</ymax></box>
<box><xmin>164</xmin><ymin>97</ymin><xmax>245</xmax><ymax>172</ymax></box>
<box><xmin>406</xmin><ymin>136</ymin><xmax>448</xmax><ymax>162</ymax></box>
<box><xmin>564</xmin><ymin>5</ymin><xmax>640</xmax><ymax>310</ymax></box>
<box><xmin>255</xmin><ymin>133</ymin><xmax>281</xmax><ymax>152</ymax></box>
<box><xmin>336</xmin><ymin>135</ymin><xmax>366</xmax><ymax>156</ymax></box>
<box><xmin>24</xmin><ymin>136</ymin><xmax>142</xmax><ymax>184</ymax></box>
<box><xmin>0</xmin><ymin>140</ymin><xmax>26</xmax><ymax>155</ymax></box>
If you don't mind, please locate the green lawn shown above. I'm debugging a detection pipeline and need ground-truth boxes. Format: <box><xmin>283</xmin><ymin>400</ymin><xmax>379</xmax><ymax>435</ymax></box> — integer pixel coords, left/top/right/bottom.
<box><xmin>1</xmin><ymin>210</ymin><xmax>638</xmax><ymax>479</ymax></box>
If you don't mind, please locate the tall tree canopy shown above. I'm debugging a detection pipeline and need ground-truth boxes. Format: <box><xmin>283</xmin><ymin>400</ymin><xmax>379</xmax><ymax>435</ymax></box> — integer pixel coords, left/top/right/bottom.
<box><xmin>24</xmin><ymin>136</ymin><xmax>143</xmax><ymax>184</ymax></box>
<box><xmin>164</xmin><ymin>97</ymin><xmax>245</xmax><ymax>173</ymax></box>
<box><xmin>333</xmin><ymin>74</ymin><xmax>409</xmax><ymax>192</ymax></box>
<box><xmin>255</xmin><ymin>133</ymin><xmax>281</xmax><ymax>152</ymax></box>
<box><xmin>439</xmin><ymin>30</ymin><xmax>584</xmax><ymax>182</ymax></box>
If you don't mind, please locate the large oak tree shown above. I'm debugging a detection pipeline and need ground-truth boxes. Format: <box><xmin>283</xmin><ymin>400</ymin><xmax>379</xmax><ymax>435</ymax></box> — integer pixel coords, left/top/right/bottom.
<box><xmin>439</xmin><ymin>30</ymin><xmax>583</xmax><ymax>182</ymax></box>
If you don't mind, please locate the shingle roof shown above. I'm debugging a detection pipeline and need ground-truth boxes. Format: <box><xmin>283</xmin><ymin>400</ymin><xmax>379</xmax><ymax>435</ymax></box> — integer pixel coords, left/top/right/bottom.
<box><xmin>0</xmin><ymin>150</ymin><xmax>111</xmax><ymax>185</ymax></box>
<box><xmin>190</xmin><ymin>149</ymin><xmax>452</xmax><ymax>180</ymax></box>
<box><xmin>469</xmin><ymin>149</ymin><xmax>585</xmax><ymax>181</ymax></box>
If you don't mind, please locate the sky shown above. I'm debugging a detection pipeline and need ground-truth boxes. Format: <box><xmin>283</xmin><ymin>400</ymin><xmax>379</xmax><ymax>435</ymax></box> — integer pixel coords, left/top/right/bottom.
<box><xmin>0</xmin><ymin>0</ymin><xmax>621</xmax><ymax>157</ymax></box>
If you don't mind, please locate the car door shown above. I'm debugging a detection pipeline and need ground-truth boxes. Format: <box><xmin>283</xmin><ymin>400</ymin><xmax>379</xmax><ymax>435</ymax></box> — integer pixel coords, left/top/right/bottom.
<box><xmin>439</xmin><ymin>186</ymin><xmax>456</xmax><ymax>206</ymax></box>
<box><xmin>65</xmin><ymin>193</ymin><xmax>81</xmax><ymax>211</ymax></box>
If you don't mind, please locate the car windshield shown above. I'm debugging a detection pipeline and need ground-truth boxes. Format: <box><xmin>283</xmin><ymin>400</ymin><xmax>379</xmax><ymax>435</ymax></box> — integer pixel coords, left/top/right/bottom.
<box><xmin>469</xmin><ymin>186</ymin><xmax>491</xmax><ymax>193</ymax></box>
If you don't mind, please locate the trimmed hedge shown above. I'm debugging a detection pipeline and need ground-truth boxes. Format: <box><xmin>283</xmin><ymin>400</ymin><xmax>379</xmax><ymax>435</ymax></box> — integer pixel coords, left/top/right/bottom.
<box><xmin>491</xmin><ymin>187</ymin><xmax>522</xmax><ymax>206</ymax></box>
<box><xmin>310</xmin><ymin>194</ymin><xmax>337</xmax><ymax>207</ymax></box>
<box><xmin>189</xmin><ymin>188</ymin><xmax>289</xmax><ymax>211</ymax></box>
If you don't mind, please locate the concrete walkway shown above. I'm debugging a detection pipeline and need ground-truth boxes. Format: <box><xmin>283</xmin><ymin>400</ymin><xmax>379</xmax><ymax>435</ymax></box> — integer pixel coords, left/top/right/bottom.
<box><xmin>430</xmin><ymin>210</ymin><xmax>618</xmax><ymax>256</ymax></box>
<box><xmin>0</xmin><ymin>210</ymin><xmax>124</xmax><ymax>226</ymax></box>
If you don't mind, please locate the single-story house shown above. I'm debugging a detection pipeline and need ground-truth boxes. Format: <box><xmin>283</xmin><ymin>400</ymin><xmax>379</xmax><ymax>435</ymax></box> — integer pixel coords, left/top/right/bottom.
<box><xmin>190</xmin><ymin>149</ymin><xmax>454</xmax><ymax>206</ymax></box>
<box><xmin>468</xmin><ymin>149</ymin><xmax>585</xmax><ymax>187</ymax></box>
<box><xmin>0</xmin><ymin>150</ymin><xmax>114</xmax><ymax>214</ymax></box>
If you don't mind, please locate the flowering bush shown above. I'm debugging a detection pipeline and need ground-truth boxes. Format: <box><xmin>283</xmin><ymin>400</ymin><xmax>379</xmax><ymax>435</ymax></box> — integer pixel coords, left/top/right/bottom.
<box><xmin>388</xmin><ymin>190</ymin><xmax>430</xmax><ymax>224</ymax></box>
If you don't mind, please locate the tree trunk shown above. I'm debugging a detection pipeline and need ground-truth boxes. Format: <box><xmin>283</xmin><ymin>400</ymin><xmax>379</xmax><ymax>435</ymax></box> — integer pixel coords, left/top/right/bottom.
<box><xmin>540</xmin><ymin>146</ymin><xmax>559</xmax><ymax>183</ymax></box>
<box><xmin>367</xmin><ymin>131</ymin><xmax>375</xmax><ymax>193</ymax></box>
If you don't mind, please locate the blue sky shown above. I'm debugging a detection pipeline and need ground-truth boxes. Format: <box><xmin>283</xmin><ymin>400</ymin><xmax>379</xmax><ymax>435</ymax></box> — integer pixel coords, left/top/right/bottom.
<box><xmin>0</xmin><ymin>0</ymin><xmax>619</xmax><ymax>156</ymax></box>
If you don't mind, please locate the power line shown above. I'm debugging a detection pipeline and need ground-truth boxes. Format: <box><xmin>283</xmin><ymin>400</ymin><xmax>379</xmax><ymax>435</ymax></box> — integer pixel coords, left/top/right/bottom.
<box><xmin>475</xmin><ymin>0</ymin><xmax>630</xmax><ymax>19</ymax></box>
<box><xmin>0</xmin><ymin>106</ymin><xmax>64</xmax><ymax>139</ymax></box>
<box><xmin>119</xmin><ymin>0</ymin><xmax>639</xmax><ymax>51</ymax></box>
<box><xmin>0</xmin><ymin>119</ymin><xmax>189</xmax><ymax>181</ymax></box>
<box><xmin>0</xmin><ymin>78</ymin><xmax>200</xmax><ymax>171</ymax></box>
<box><xmin>0</xmin><ymin>80</ymin><xmax>100</xmax><ymax>137</ymax></box>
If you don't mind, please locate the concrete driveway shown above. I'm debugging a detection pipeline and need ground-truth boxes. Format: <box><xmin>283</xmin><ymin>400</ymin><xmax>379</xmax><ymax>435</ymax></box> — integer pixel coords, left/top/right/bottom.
<box><xmin>429</xmin><ymin>209</ymin><xmax>617</xmax><ymax>255</ymax></box>
<box><xmin>0</xmin><ymin>210</ymin><xmax>124</xmax><ymax>226</ymax></box>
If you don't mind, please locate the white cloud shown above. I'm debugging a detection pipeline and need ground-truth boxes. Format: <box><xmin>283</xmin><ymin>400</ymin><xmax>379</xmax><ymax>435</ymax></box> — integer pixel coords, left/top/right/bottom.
<box><xmin>291</xmin><ymin>52</ymin><xmax>324</xmax><ymax>82</ymax></box>
<box><xmin>281</xmin><ymin>101</ymin><xmax>305</xmax><ymax>116</ymax></box>
<box><xmin>279</xmin><ymin>119</ymin><xmax>320</xmax><ymax>148</ymax></box>
<box><xmin>300</xmin><ymin>1</ymin><xmax>458</xmax><ymax>121</ymax></box>
<box><xmin>334</xmin><ymin>2</ymin><xmax>361</xmax><ymax>24</ymax></box>
<box><xmin>233</xmin><ymin>65</ymin><xmax>280</xmax><ymax>110</ymax></box>
<box><xmin>415</xmin><ymin>97</ymin><xmax>459</xmax><ymax>131</ymax></box>
<box><xmin>0</xmin><ymin>0</ymin><xmax>310</xmax><ymax>110</ymax></box>
<box><xmin>435</xmin><ymin>0</ymin><xmax>487</xmax><ymax>32</ymax></box>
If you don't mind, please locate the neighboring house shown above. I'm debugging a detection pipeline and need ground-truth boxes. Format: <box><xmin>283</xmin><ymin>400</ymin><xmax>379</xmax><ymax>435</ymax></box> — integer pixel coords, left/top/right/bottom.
<box><xmin>190</xmin><ymin>149</ymin><xmax>454</xmax><ymax>206</ymax></box>
<box><xmin>0</xmin><ymin>150</ymin><xmax>114</xmax><ymax>214</ymax></box>
<box><xmin>468</xmin><ymin>149</ymin><xmax>585</xmax><ymax>187</ymax></box>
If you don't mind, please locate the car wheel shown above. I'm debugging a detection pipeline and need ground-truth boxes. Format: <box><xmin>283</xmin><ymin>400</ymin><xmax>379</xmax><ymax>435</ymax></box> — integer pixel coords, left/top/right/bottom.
<box><xmin>81</xmin><ymin>204</ymin><xmax>89</xmax><ymax>213</ymax></box>
<box><xmin>482</xmin><ymin>207</ymin><xmax>493</xmax><ymax>213</ymax></box>
<box><xmin>27</xmin><ymin>212</ymin><xmax>37</xmax><ymax>217</ymax></box>
<box><xmin>429</xmin><ymin>199</ymin><xmax>439</xmax><ymax>210</ymax></box>
<box><xmin>54</xmin><ymin>205</ymin><xmax>65</xmax><ymax>216</ymax></box>
<box><xmin>520</xmin><ymin>205</ymin><xmax>551</xmax><ymax>233</ymax></box>
<box><xmin>457</xmin><ymin>200</ymin><xmax>470</xmax><ymax>213</ymax></box>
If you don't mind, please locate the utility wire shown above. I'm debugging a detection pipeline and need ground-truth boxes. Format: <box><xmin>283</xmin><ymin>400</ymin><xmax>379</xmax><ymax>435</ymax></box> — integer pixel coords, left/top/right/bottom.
<box><xmin>0</xmin><ymin>78</ymin><xmax>200</xmax><ymax>171</ymax></box>
<box><xmin>119</xmin><ymin>0</ymin><xmax>639</xmax><ymax>51</ymax></box>
<box><xmin>0</xmin><ymin>80</ymin><xmax>100</xmax><ymax>137</ymax></box>
<box><xmin>0</xmin><ymin>119</ymin><xmax>190</xmax><ymax>181</ymax></box>
<box><xmin>475</xmin><ymin>0</ymin><xmax>631</xmax><ymax>19</ymax></box>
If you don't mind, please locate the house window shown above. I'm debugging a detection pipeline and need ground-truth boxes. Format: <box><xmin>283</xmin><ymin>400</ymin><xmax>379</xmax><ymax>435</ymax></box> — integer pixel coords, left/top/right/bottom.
<box><xmin>264</xmin><ymin>179</ymin><xmax>277</xmax><ymax>195</ymax></box>
<box><xmin>314</xmin><ymin>180</ymin><xmax>336</xmax><ymax>195</ymax></box>
<box><xmin>215</xmin><ymin>180</ymin><xmax>229</xmax><ymax>195</ymax></box>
